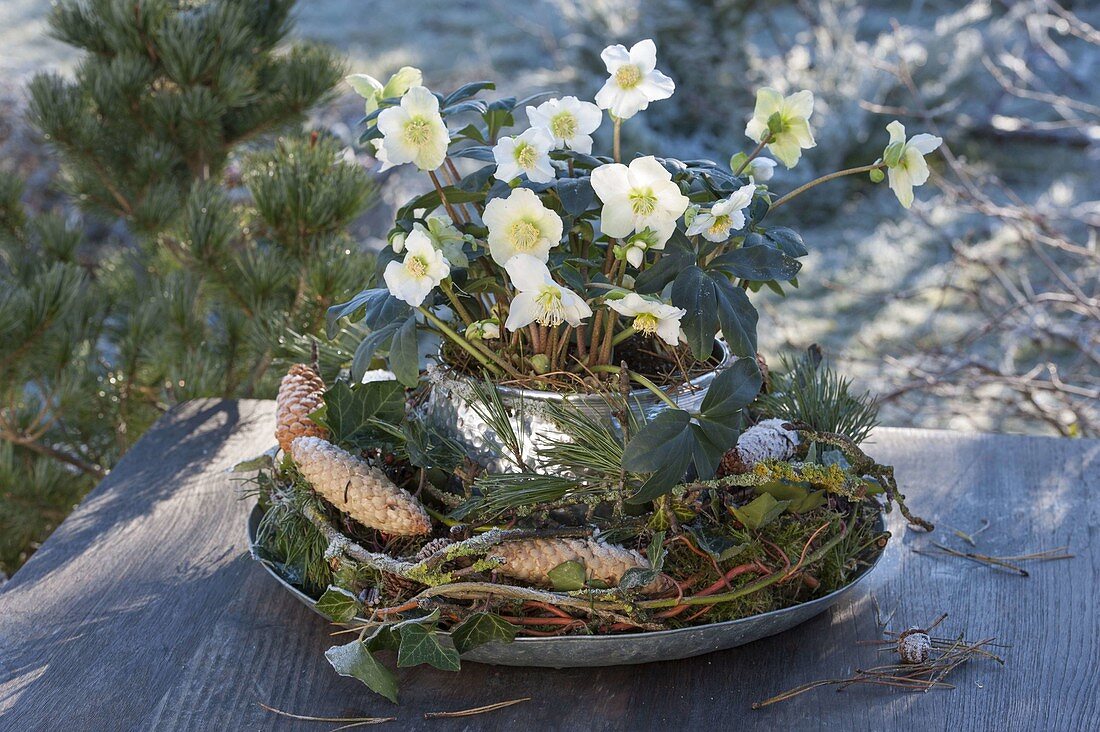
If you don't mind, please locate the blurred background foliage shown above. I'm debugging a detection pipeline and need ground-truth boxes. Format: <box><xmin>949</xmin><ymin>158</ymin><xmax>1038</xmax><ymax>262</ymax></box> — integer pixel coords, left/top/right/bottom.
<box><xmin>0</xmin><ymin>0</ymin><xmax>377</xmax><ymax>574</ymax></box>
<box><xmin>0</xmin><ymin>0</ymin><xmax>1097</xmax><ymax>575</ymax></box>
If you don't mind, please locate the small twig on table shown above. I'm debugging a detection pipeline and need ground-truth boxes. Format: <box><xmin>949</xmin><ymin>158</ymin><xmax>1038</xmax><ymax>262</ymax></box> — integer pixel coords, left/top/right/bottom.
<box><xmin>424</xmin><ymin>697</ymin><xmax>531</xmax><ymax>719</ymax></box>
<box><xmin>753</xmin><ymin>614</ymin><xmax>1005</xmax><ymax>709</ymax></box>
<box><xmin>950</xmin><ymin>518</ymin><xmax>990</xmax><ymax>547</ymax></box>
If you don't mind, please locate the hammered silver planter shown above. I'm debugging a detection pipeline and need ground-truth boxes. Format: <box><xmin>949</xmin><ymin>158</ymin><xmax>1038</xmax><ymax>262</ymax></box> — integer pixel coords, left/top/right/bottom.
<box><xmin>420</xmin><ymin>340</ymin><xmax>734</xmax><ymax>472</ymax></box>
<box><xmin>248</xmin><ymin>504</ymin><xmax>885</xmax><ymax>668</ymax></box>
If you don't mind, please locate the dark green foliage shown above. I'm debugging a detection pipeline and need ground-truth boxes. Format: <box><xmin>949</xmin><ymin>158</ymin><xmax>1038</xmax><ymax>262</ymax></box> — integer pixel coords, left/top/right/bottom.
<box><xmin>2</xmin><ymin>0</ymin><xmax>374</xmax><ymax>574</ymax></box>
<box><xmin>756</xmin><ymin>347</ymin><xmax>880</xmax><ymax>444</ymax></box>
<box><xmin>29</xmin><ymin>0</ymin><xmax>343</xmax><ymax>234</ymax></box>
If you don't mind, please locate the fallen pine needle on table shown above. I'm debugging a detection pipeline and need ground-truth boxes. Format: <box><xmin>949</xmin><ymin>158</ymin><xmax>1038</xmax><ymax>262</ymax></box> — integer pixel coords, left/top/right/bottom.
<box><xmin>913</xmin><ymin>543</ymin><xmax>1073</xmax><ymax>576</ymax></box>
<box><xmin>752</xmin><ymin>614</ymin><xmax>1005</xmax><ymax>709</ymax></box>
<box><xmin>424</xmin><ymin>697</ymin><xmax>531</xmax><ymax>719</ymax></box>
<box><xmin>256</xmin><ymin>702</ymin><xmax>395</xmax><ymax>727</ymax></box>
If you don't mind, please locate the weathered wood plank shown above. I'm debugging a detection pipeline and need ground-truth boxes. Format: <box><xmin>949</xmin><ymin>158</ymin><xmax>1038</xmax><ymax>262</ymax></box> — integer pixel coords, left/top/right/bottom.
<box><xmin>1</xmin><ymin>403</ymin><xmax>1097</xmax><ymax>731</ymax></box>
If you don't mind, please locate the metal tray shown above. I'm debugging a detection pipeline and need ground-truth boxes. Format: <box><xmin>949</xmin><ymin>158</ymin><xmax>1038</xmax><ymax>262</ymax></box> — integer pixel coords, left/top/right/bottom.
<box><xmin>248</xmin><ymin>504</ymin><xmax>884</xmax><ymax>668</ymax></box>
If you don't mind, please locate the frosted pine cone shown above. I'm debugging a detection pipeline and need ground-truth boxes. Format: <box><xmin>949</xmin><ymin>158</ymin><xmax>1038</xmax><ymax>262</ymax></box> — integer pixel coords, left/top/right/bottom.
<box><xmin>289</xmin><ymin>436</ymin><xmax>432</xmax><ymax>536</ymax></box>
<box><xmin>717</xmin><ymin>418</ymin><xmax>800</xmax><ymax>477</ymax></box>
<box><xmin>488</xmin><ymin>538</ymin><xmax>651</xmax><ymax>588</ymax></box>
<box><xmin>275</xmin><ymin>364</ymin><xmax>327</xmax><ymax>452</ymax></box>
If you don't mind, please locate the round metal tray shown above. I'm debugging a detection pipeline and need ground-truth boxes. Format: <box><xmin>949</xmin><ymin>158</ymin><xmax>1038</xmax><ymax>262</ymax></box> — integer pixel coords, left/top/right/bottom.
<box><xmin>248</xmin><ymin>504</ymin><xmax>884</xmax><ymax>668</ymax></box>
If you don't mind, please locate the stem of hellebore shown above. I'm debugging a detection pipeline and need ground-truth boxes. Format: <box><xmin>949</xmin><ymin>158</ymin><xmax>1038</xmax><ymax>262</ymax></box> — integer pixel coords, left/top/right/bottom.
<box><xmin>589</xmin><ymin>364</ymin><xmax>680</xmax><ymax>410</ymax></box>
<box><xmin>613</xmin><ymin>117</ymin><xmax>622</xmax><ymax>163</ymax></box>
<box><xmin>416</xmin><ymin>306</ymin><xmax>505</xmax><ymax>377</ymax></box>
<box><xmin>734</xmin><ymin>132</ymin><xmax>773</xmax><ymax>175</ymax></box>
<box><xmin>771</xmin><ymin>162</ymin><xmax>887</xmax><ymax>209</ymax></box>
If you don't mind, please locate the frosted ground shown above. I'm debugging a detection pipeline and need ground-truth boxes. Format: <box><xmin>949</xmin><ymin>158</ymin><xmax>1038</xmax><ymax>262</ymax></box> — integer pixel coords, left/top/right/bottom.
<box><xmin>2</xmin><ymin>0</ymin><xmax>1096</xmax><ymax>436</ymax></box>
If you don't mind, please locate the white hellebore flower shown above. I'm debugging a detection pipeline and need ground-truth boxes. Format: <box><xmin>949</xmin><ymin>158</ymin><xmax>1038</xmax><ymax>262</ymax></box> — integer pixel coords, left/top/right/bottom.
<box><xmin>482</xmin><ymin>187</ymin><xmax>564</xmax><ymax>266</ymax></box>
<box><xmin>376</xmin><ymin>85</ymin><xmax>450</xmax><ymax>172</ymax></box>
<box><xmin>415</xmin><ymin>213</ymin><xmax>469</xmax><ymax>268</ymax></box>
<box><xmin>595</xmin><ymin>39</ymin><xmax>675</xmax><ymax>120</ymax></box>
<box><xmin>493</xmin><ymin>127</ymin><xmax>555</xmax><ymax>183</ymax></box>
<box><xmin>747</xmin><ymin>157</ymin><xmax>777</xmax><ymax>183</ymax></box>
<box><xmin>608</xmin><ymin>293</ymin><xmax>685</xmax><ymax>347</ymax></box>
<box><xmin>883</xmin><ymin>120</ymin><xmax>942</xmax><ymax>209</ymax></box>
<box><xmin>346</xmin><ymin>66</ymin><xmax>423</xmax><ymax>117</ymax></box>
<box><xmin>383</xmin><ymin>229</ymin><xmax>450</xmax><ymax>307</ymax></box>
<box><xmin>591</xmin><ymin>155</ymin><xmax>690</xmax><ymax>245</ymax></box>
<box><xmin>685</xmin><ymin>184</ymin><xmax>756</xmax><ymax>242</ymax></box>
<box><xmin>371</xmin><ymin>139</ymin><xmax>398</xmax><ymax>172</ymax></box>
<box><xmin>745</xmin><ymin>88</ymin><xmax>816</xmax><ymax>169</ymax></box>
<box><xmin>504</xmin><ymin>254</ymin><xmax>592</xmax><ymax>330</ymax></box>
<box><xmin>527</xmin><ymin>96</ymin><xmax>603</xmax><ymax>154</ymax></box>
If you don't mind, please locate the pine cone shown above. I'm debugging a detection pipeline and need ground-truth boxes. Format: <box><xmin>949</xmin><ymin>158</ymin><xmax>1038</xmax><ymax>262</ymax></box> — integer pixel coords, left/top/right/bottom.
<box><xmin>717</xmin><ymin>418</ymin><xmax>800</xmax><ymax>477</ymax></box>
<box><xmin>275</xmin><ymin>364</ymin><xmax>327</xmax><ymax>452</ymax></box>
<box><xmin>488</xmin><ymin>538</ymin><xmax>650</xmax><ymax>588</ymax></box>
<box><xmin>414</xmin><ymin>537</ymin><xmax>454</xmax><ymax>561</ymax></box>
<box><xmin>380</xmin><ymin>572</ymin><xmax>422</xmax><ymax>602</ymax></box>
<box><xmin>289</xmin><ymin>436</ymin><xmax>432</xmax><ymax>536</ymax></box>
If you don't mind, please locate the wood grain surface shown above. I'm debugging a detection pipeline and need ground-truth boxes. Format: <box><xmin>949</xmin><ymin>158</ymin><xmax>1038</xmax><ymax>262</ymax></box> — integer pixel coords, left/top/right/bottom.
<box><xmin>1</xmin><ymin>399</ymin><xmax>1097</xmax><ymax>731</ymax></box>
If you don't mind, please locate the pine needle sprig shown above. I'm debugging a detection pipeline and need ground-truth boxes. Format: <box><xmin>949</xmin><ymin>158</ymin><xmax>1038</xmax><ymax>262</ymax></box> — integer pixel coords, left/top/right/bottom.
<box><xmin>757</xmin><ymin>347</ymin><xmax>879</xmax><ymax>445</ymax></box>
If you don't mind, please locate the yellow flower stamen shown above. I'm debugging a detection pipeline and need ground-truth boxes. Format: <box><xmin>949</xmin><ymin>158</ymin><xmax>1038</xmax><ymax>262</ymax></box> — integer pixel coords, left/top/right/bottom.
<box><xmin>614</xmin><ymin>64</ymin><xmax>642</xmax><ymax>89</ymax></box>
<box><xmin>629</xmin><ymin>188</ymin><xmax>657</xmax><ymax>216</ymax></box>
<box><xmin>405</xmin><ymin>255</ymin><xmax>429</xmax><ymax>277</ymax></box>
<box><xmin>535</xmin><ymin>287</ymin><xmax>566</xmax><ymax>326</ymax></box>
<box><xmin>634</xmin><ymin>312</ymin><xmax>659</xmax><ymax>335</ymax></box>
<box><xmin>508</xmin><ymin>219</ymin><xmax>541</xmax><ymax>251</ymax></box>
<box><xmin>708</xmin><ymin>215</ymin><xmax>731</xmax><ymax>238</ymax></box>
<box><xmin>514</xmin><ymin>141</ymin><xmax>538</xmax><ymax>170</ymax></box>
<box><xmin>403</xmin><ymin>117</ymin><xmax>432</xmax><ymax>147</ymax></box>
<box><xmin>550</xmin><ymin>112</ymin><xmax>577</xmax><ymax>140</ymax></box>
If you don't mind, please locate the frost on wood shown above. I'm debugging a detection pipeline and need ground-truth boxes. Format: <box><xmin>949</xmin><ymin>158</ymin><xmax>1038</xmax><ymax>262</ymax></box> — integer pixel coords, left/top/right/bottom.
<box><xmin>488</xmin><ymin>537</ymin><xmax>649</xmax><ymax>588</ymax></box>
<box><xmin>290</xmin><ymin>436</ymin><xmax>431</xmax><ymax>536</ymax></box>
<box><xmin>275</xmin><ymin>364</ymin><xmax>328</xmax><ymax>452</ymax></box>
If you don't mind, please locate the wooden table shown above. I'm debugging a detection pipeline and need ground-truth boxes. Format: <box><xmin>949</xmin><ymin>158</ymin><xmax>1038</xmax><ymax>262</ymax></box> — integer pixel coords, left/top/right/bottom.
<box><xmin>1</xmin><ymin>400</ymin><xmax>1097</xmax><ymax>731</ymax></box>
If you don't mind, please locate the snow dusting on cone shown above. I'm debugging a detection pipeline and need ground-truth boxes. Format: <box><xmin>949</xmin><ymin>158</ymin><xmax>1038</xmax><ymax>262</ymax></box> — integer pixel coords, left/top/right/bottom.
<box><xmin>718</xmin><ymin>418</ymin><xmax>800</xmax><ymax>476</ymax></box>
<box><xmin>289</xmin><ymin>436</ymin><xmax>432</xmax><ymax>536</ymax></box>
<box><xmin>275</xmin><ymin>364</ymin><xmax>328</xmax><ymax>452</ymax></box>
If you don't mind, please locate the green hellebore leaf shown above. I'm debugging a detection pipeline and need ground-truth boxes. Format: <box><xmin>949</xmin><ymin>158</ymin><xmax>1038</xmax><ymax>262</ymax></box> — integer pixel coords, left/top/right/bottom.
<box><xmin>708</xmin><ymin>245</ymin><xmax>802</xmax><ymax>284</ymax></box>
<box><xmin>729</xmin><ymin>152</ymin><xmax>749</xmax><ymax>172</ymax></box>
<box><xmin>546</xmin><ymin>560</ymin><xmax>587</xmax><ymax>591</ymax></box>
<box><xmin>325</xmin><ymin>640</ymin><xmax>399</xmax><ymax>703</ymax></box>
<box><xmin>396</xmin><ymin>623</ymin><xmax>462</xmax><ymax>672</ymax></box>
<box><xmin>450</xmin><ymin>612</ymin><xmax>517</xmax><ymax>654</ymax></box>
<box><xmin>315</xmin><ymin>586</ymin><xmax>363</xmax><ymax>623</ymax></box>
<box><xmin>388</xmin><ymin>315</ymin><xmax>420</xmax><ymax>388</ymax></box>
<box><xmin>730</xmin><ymin>492</ymin><xmax>790</xmax><ymax>531</ymax></box>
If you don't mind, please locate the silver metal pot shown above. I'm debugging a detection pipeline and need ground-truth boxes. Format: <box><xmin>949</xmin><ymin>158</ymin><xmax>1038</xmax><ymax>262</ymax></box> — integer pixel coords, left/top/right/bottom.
<box><xmin>420</xmin><ymin>340</ymin><xmax>734</xmax><ymax>472</ymax></box>
<box><xmin>247</xmin><ymin>503</ymin><xmax>885</xmax><ymax>667</ymax></box>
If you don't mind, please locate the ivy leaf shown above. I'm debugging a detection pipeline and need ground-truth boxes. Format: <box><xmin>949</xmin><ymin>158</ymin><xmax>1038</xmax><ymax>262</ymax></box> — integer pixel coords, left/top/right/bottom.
<box><xmin>315</xmin><ymin>586</ymin><xmax>362</xmax><ymax>623</ymax></box>
<box><xmin>755</xmin><ymin>481</ymin><xmax>827</xmax><ymax>513</ymax></box>
<box><xmin>321</xmin><ymin>380</ymin><xmax>405</xmax><ymax>447</ymax></box>
<box><xmin>450</xmin><ymin>612</ymin><xmax>517</xmax><ymax>654</ymax></box>
<box><xmin>546</xmin><ymin>560</ymin><xmax>587</xmax><ymax>591</ymax></box>
<box><xmin>619</xmin><ymin>530</ymin><xmax>666</xmax><ymax>590</ymax></box>
<box><xmin>325</xmin><ymin>640</ymin><xmax>399</xmax><ymax>703</ymax></box>
<box><xmin>729</xmin><ymin>492</ymin><xmax>790</xmax><ymax>530</ymax></box>
<box><xmin>396</xmin><ymin>623</ymin><xmax>462</xmax><ymax>672</ymax></box>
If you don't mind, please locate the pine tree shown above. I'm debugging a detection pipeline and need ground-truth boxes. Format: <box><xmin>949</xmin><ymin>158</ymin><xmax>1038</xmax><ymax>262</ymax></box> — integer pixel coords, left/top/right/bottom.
<box><xmin>0</xmin><ymin>0</ymin><xmax>378</xmax><ymax>575</ymax></box>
